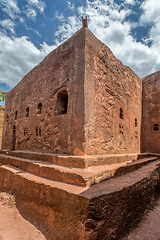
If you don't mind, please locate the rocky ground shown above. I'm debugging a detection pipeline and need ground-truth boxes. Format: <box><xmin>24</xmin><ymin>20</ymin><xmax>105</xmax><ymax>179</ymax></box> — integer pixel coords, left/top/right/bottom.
<box><xmin>0</xmin><ymin>192</ymin><xmax>160</xmax><ymax>240</ymax></box>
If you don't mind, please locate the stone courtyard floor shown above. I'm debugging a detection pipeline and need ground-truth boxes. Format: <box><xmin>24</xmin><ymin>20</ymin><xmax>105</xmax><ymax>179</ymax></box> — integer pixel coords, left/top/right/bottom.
<box><xmin>122</xmin><ymin>198</ymin><xmax>160</xmax><ymax>240</ymax></box>
<box><xmin>0</xmin><ymin>192</ymin><xmax>160</xmax><ymax>240</ymax></box>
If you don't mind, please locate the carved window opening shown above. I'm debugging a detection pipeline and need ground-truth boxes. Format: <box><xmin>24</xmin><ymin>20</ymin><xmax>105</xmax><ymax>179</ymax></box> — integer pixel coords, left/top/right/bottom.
<box><xmin>119</xmin><ymin>124</ymin><xmax>124</xmax><ymax>135</ymax></box>
<box><xmin>37</xmin><ymin>103</ymin><xmax>42</xmax><ymax>114</ymax></box>
<box><xmin>39</xmin><ymin>128</ymin><xmax>41</xmax><ymax>136</ymax></box>
<box><xmin>15</xmin><ymin>111</ymin><xmax>17</xmax><ymax>120</ymax></box>
<box><xmin>24</xmin><ymin>129</ymin><xmax>28</xmax><ymax>136</ymax></box>
<box><xmin>120</xmin><ymin>108</ymin><xmax>123</xmax><ymax>120</ymax></box>
<box><xmin>55</xmin><ymin>90</ymin><xmax>68</xmax><ymax>115</ymax></box>
<box><xmin>153</xmin><ymin>123</ymin><xmax>159</xmax><ymax>131</ymax></box>
<box><xmin>6</xmin><ymin>115</ymin><xmax>9</xmax><ymax>122</ymax></box>
<box><xmin>26</xmin><ymin>107</ymin><xmax>29</xmax><ymax>117</ymax></box>
<box><xmin>36</xmin><ymin>128</ymin><xmax>38</xmax><ymax>136</ymax></box>
<box><xmin>36</xmin><ymin>128</ymin><xmax>41</xmax><ymax>136</ymax></box>
<box><xmin>135</xmin><ymin>118</ymin><xmax>137</xmax><ymax>127</ymax></box>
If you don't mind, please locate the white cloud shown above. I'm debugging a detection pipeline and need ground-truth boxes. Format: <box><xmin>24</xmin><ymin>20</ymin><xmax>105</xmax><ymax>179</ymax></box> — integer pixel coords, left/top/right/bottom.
<box><xmin>55</xmin><ymin>14</ymin><xmax>81</xmax><ymax>43</ymax></box>
<box><xmin>0</xmin><ymin>0</ymin><xmax>20</xmax><ymax>19</ymax></box>
<box><xmin>68</xmin><ymin>1</ymin><xmax>75</xmax><ymax>11</ymax></box>
<box><xmin>140</xmin><ymin>0</ymin><xmax>160</xmax><ymax>47</ymax></box>
<box><xmin>27</xmin><ymin>0</ymin><xmax>46</xmax><ymax>13</ymax></box>
<box><xmin>136</xmin><ymin>0</ymin><xmax>160</xmax><ymax>76</ymax></box>
<box><xmin>140</xmin><ymin>0</ymin><xmax>160</xmax><ymax>23</ymax></box>
<box><xmin>0</xmin><ymin>33</ymin><xmax>56</xmax><ymax>87</ymax></box>
<box><xmin>53</xmin><ymin>0</ymin><xmax>160</xmax><ymax>78</ymax></box>
<box><xmin>1</xmin><ymin>0</ymin><xmax>160</xmax><ymax>88</ymax></box>
<box><xmin>19</xmin><ymin>17</ymin><xmax>25</xmax><ymax>23</ymax></box>
<box><xmin>22</xmin><ymin>0</ymin><xmax>46</xmax><ymax>20</ymax></box>
<box><xmin>0</xmin><ymin>19</ymin><xmax>15</xmax><ymax>33</ymax></box>
<box><xmin>124</xmin><ymin>0</ymin><xmax>136</xmax><ymax>5</ymax></box>
<box><xmin>25</xmin><ymin>6</ymin><xmax>37</xmax><ymax>19</ymax></box>
<box><xmin>0</xmin><ymin>0</ymin><xmax>46</xmax><ymax>22</ymax></box>
<box><xmin>40</xmin><ymin>42</ymin><xmax>56</xmax><ymax>53</ymax></box>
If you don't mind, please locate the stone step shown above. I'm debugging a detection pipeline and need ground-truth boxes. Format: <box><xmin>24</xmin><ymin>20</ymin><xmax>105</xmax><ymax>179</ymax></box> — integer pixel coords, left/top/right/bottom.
<box><xmin>0</xmin><ymin>153</ymin><xmax>158</xmax><ymax>187</ymax></box>
<box><xmin>0</xmin><ymin>150</ymin><xmax>147</xmax><ymax>168</ymax></box>
<box><xmin>80</xmin><ymin>160</ymin><xmax>160</xmax><ymax>239</ymax></box>
<box><xmin>80</xmin><ymin>159</ymin><xmax>160</xmax><ymax>198</ymax></box>
<box><xmin>0</xmin><ymin>160</ymin><xmax>159</xmax><ymax>240</ymax></box>
<box><xmin>0</xmin><ymin>164</ymin><xmax>87</xmax><ymax>195</ymax></box>
<box><xmin>0</xmin><ymin>154</ymin><xmax>87</xmax><ymax>187</ymax></box>
<box><xmin>0</xmin><ymin>150</ymin><xmax>86</xmax><ymax>168</ymax></box>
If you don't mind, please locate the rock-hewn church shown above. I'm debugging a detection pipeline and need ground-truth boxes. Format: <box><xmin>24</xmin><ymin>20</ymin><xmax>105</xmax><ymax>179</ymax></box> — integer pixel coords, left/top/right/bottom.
<box><xmin>3</xmin><ymin>18</ymin><xmax>143</xmax><ymax>156</ymax></box>
<box><xmin>0</xmin><ymin>18</ymin><xmax>160</xmax><ymax>240</ymax></box>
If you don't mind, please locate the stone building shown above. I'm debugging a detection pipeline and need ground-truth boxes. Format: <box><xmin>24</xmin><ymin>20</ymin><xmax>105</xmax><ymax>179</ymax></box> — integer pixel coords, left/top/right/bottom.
<box><xmin>142</xmin><ymin>70</ymin><xmax>160</xmax><ymax>153</ymax></box>
<box><xmin>1</xmin><ymin>18</ymin><xmax>145</xmax><ymax>156</ymax></box>
<box><xmin>0</xmin><ymin>18</ymin><xmax>160</xmax><ymax>240</ymax></box>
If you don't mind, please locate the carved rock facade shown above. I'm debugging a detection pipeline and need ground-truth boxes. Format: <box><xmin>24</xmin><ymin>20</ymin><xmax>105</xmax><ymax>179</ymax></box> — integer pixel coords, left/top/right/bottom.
<box><xmin>2</xmin><ymin>26</ymin><xmax>142</xmax><ymax>156</ymax></box>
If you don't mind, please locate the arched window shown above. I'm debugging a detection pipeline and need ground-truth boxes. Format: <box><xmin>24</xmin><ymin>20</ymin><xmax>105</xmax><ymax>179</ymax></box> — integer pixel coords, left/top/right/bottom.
<box><xmin>153</xmin><ymin>123</ymin><xmax>159</xmax><ymax>131</ymax></box>
<box><xmin>135</xmin><ymin>118</ymin><xmax>137</xmax><ymax>127</ymax></box>
<box><xmin>37</xmin><ymin>103</ymin><xmax>42</xmax><ymax>114</ymax></box>
<box><xmin>120</xmin><ymin>108</ymin><xmax>123</xmax><ymax>120</ymax></box>
<box><xmin>15</xmin><ymin>111</ymin><xmax>17</xmax><ymax>120</ymax></box>
<box><xmin>26</xmin><ymin>107</ymin><xmax>29</xmax><ymax>117</ymax></box>
<box><xmin>55</xmin><ymin>90</ymin><xmax>68</xmax><ymax>115</ymax></box>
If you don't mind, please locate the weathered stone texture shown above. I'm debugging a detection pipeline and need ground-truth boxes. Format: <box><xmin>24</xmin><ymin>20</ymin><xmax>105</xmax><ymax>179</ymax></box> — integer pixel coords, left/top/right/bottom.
<box><xmin>81</xmin><ymin>163</ymin><xmax>160</xmax><ymax>240</ymax></box>
<box><xmin>2</xmin><ymin>28</ymin><xmax>86</xmax><ymax>155</ymax></box>
<box><xmin>142</xmin><ymin>70</ymin><xmax>160</xmax><ymax>153</ymax></box>
<box><xmin>2</xmin><ymin>27</ymin><xmax>142</xmax><ymax>155</ymax></box>
<box><xmin>84</xmin><ymin>29</ymin><xmax>142</xmax><ymax>154</ymax></box>
<box><xmin>0</xmin><ymin>155</ymin><xmax>159</xmax><ymax>240</ymax></box>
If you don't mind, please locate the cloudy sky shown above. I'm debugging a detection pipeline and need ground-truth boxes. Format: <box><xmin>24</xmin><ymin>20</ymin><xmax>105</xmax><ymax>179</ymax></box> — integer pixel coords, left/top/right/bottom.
<box><xmin>0</xmin><ymin>0</ymin><xmax>160</xmax><ymax>92</ymax></box>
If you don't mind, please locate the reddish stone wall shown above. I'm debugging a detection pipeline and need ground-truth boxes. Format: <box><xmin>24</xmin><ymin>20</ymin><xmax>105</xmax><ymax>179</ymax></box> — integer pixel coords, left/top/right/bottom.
<box><xmin>2</xmin><ymin>27</ymin><xmax>142</xmax><ymax>156</ymax></box>
<box><xmin>2</xmin><ymin>28</ymin><xmax>86</xmax><ymax>155</ymax></box>
<box><xmin>142</xmin><ymin>70</ymin><xmax>160</xmax><ymax>153</ymax></box>
<box><xmin>84</xmin><ymin>29</ymin><xmax>142</xmax><ymax>154</ymax></box>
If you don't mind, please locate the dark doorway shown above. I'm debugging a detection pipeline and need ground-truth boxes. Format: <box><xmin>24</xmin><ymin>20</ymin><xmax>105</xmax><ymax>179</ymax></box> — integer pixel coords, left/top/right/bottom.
<box><xmin>55</xmin><ymin>90</ymin><xmax>68</xmax><ymax>115</ymax></box>
<box><xmin>37</xmin><ymin>103</ymin><xmax>42</xmax><ymax>114</ymax></box>
<box><xmin>12</xmin><ymin>125</ymin><xmax>16</xmax><ymax>150</ymax></box>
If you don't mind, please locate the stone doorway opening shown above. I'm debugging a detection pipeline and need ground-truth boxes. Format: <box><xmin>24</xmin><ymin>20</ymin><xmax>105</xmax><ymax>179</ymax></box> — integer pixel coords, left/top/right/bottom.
<box><xmin>55</xmin><ymin>90</ymin><xmax>68</xmax><ymax>115</ymax></box>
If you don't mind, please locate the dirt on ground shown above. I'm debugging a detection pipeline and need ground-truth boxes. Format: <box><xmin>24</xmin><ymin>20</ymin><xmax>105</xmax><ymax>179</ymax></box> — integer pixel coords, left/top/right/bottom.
<box><xmin>0</xmin><ymin>192</ymin><xmax>47</xmax><ymax>240</ymax></box>
<box><xmin>122</xmin><ymin>198</ymin><xmax>160</xmax><ymax>240</ymax></box>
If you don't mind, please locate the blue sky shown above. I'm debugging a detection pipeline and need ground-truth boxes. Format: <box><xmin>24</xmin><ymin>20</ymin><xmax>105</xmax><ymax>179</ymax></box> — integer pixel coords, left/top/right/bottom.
<box><xmin>0</xmin><ymin>0</ymin><xmax>160</xmax><ymax>93</ymax></box>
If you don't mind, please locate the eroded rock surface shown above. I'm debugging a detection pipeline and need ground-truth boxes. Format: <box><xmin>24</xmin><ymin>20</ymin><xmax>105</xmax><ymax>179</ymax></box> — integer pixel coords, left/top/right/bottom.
<box><xmin>142</xmin><ymin>70</ymin><xmax>160</xmax><ymax>153</ymax></box>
